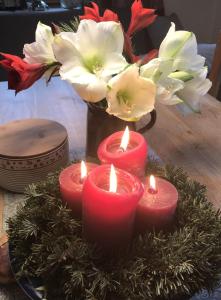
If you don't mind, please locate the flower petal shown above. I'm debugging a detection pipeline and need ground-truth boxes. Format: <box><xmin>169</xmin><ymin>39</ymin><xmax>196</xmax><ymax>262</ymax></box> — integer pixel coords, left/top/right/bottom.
<box><xmin>106</xmin><ymin>65</ymin><xmax>156</xmax><ymax>121</ymax></box>
<box><xmin>102</xmin><ymin>9</ymin><xmax>119</xmax><ymax>22</ymax></box>
<box><xmin>139</xmin><ymin>49</ymin><xmax>158</xmax><ymax>65</ymax></box>
<box><xmin>159</xmin><ymin>23</ymin><xmax>206</xmax><ymax>72</ymax></box>
<box><xmin>159</xmin><ymin>23</ymin><xmax>192</xmax><ymax>59</ymax></box>
<box><xmin>156</xmin><ymin>77</ymin><xmax>184</xmax><ymax>105</ymax></box>
<box><xmin>53</xmin><ymin>19</ymin><xmax>127</xmax><ymax>103</ymax></box>
<box><xmin>140</xmin><ymin>58</ymin><xmax>173</xmax><ymax>81</ymax></box>
<box><xmin>52</xmin><ymin>34</ymin><xmax>80</xmax><ymax>65</ymax></box>
<box><xmin>173</xmin><ymin>55</ymin><xmax>205</xmax><ymax>72</ymax></box>
<box><xmin>177</xmin><ymin>68</ymin><xmax>212</xmax><ymax>114</ymax></box>
<box><xmin>0</xmin><ymin>53</ymin><xmax>47</xmax><ymax>93</ymax></box>
<box><xmin>127</xmin><ymin>0</ymin><xmax>157</xmax><ymax>36</ymax></box>
<box><xmin>76</xmin><ymin>20</ymin><xmax>124</xmax><ymax>55</ymax></box>
<box><xmin>101</xmin><ymin>53</ymin><xmax>128</xmax><ymax>77</ymax></box>
<box><xmin>72</xmin><ymin>76</ymin><xmax>107</xmax><ymax>102</ymax></box>
<box><xmin>176</xmin><ymin>33</ymin><xmax>198</xmax><ymax>59</ymax></box>
<box><xmin>80</xmin><ymin>2</ymin><xmax>119</xmax><ymax>23</ymax></box>
<box><xmin>60</xmin><ymin>63</ymin><xmax>100</xmax><ymax>85</ymax></box>
<box><xmin>80</xmin><ymin>2</ymin><xmax>101</xmax><ymax>22</ymax></box>
<box><xmin>35</xmin><ymin>21</ymin><xmax>54</xmax><ymax>44</ymax></box>
<box><xmin>23</xmin><ymin>22</ymin><xmax>56</xmax><ymax>64</ymax></box>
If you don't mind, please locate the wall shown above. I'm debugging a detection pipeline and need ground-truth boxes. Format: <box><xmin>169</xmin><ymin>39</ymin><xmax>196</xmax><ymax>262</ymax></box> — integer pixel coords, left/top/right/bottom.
<box><xmin>164</xmin><ymin>0</ymin><xmax>221</xmax><ymax>43</ymax></box>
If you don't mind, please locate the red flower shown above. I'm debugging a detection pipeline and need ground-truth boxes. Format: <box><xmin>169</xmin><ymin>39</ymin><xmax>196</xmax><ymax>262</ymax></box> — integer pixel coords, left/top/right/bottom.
<box><xmin>80</xmin><ymin>2</ymin><xmax>119</xmax><ymax>22</ymax></box>
<box><xmin>123</xmin><ymin>31</ymin><xmax>158</xmax><ymax>64</ymax></box>
<box><xmin>127</xmin><ymin>0</ymin><xmax>157</xmax><ymax>36</ymax></box>
<box><xmin>0</xmin><ymin>53</ymin><xmax>49</xmax><ymax>94</ymax></box>
<box><xmin>139</xmin><ymin>49</ymin><xmax>159</xmax><ymax>65</ymax></box>
<box><xmin>123</xmin><ymin>31</ymin><xmax>137</xmax><ymax>63</ymax></box>
<box><xmin>80</xmin><ymin>1</ymin><xmax>157</xmax><ymax>64</ymax></box>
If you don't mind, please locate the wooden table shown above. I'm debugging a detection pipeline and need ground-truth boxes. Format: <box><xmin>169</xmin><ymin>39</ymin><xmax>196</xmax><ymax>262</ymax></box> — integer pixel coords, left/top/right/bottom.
<box><xmin>0</xmin><ymin>77</ymin><xmax>221</xmax><ymax>299</ymax></box>
<box><xmin>145</xmin><ymin>93</ymin><xmax>221</xmax><ymax>209</ymax></box>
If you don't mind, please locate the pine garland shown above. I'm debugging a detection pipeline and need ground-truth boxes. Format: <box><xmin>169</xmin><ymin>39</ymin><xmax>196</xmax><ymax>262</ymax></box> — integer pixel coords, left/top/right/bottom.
<box><xmin>7</xmin><ymin>163</ymin><xmax>221</xmax><ymax>300</ymax></box>
<box><xmin>59</xmin><ymin>17</ymin><xmax>80</xmax><ymax>32</ymax></box>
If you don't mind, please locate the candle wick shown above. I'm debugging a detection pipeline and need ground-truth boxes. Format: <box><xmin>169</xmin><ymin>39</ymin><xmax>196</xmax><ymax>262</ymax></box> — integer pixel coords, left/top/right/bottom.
<box><xmin>148</xmin><ymin>187</ymin><xmax>158</xmax><ymax>194</ymax></box>
<box><xmin>80</xmin><ymin>176</ymin><xmax>86</xmax><ymax>184</ymax></box>
<box><xmin>119</xmin><ymin>147</ymin><xmax>125</xmax><ymax>153</ymax></box>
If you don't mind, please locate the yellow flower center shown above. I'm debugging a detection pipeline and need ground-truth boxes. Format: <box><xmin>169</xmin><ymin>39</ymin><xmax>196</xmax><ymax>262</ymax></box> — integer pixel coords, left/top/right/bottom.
<box><xmin>117</xmin><ymin>90</ymin><xmax>133</xmax><ymax>113</ymax></box>
<box><xmin>83</xmin><ymin>55</ymin><xmax>104</xmax><ymax>74</ymax></box>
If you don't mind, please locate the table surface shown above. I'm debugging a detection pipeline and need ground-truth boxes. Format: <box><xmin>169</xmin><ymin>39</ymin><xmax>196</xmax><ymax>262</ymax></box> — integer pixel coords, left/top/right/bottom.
<box><xmin>0</xmin><ymin>77</ymin><xmax>221</xmax><ymax>299</ymax></box>
<box><xmin>145</xmin><ymin>92</ymin><xmax>221</xmax><ymax>209</ymax></box>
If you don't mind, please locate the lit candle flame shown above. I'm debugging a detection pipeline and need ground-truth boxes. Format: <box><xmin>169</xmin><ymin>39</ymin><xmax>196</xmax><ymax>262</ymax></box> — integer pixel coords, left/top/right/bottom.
<box><xmin>81</xmin><ymin>160</ymin><xmax>87</xmax><ymax>181</ymax></box>
<box><xmin>120</xmin><ymin>126</ymin><xmax>130</xmax><ymax>151</ymax></box>
<box><xmin>109</xmin><ymin>164</ymin><xmax>117</xmax><ymax>193</ymax></box>
<box><xmin>149</xmin><ymin>175</ymin><xmax>157</xmax><ymax>192</ymax></box>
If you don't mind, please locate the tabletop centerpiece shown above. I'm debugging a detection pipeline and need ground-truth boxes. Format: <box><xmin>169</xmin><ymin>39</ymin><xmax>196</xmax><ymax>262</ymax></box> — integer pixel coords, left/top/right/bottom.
<box><xmin>7</xmin><ymin>151</ymin><xmax>221</xmax><ymax>300</ymax></box>
<box><xmin>0</xmin><ymin>0</ymin><xmax>212</xmax><ymax>157</ymax></box>
<box><xmin>6</xmin><ymin>128</ymin><xmax>221</xmax><ymax>300</ymax></box>
<box><xmin>1</xmin><ymin>1</ymin><xmax>221</xmax><ymax>299</ymax></box>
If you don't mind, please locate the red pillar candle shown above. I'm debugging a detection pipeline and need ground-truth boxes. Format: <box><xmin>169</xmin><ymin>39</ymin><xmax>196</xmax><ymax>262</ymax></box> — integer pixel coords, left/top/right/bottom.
<box><xmin>97</xmin><ymin>127</ymin><xmax>148</xmax><ymax>180</ymax></box>
<box><xmin>59</xmin><ymin>161</ymin><xmax>98</xmax><ymax>217</ymax></box>
<box><xmin>82</xmin><ymin>164</ymin><xmax>144</xmax><ymax>248</ymax></box>
<box><xmin>136</xmin><ymin>175</ymin><xmax>178</xmax><ymax>231</ymax></box>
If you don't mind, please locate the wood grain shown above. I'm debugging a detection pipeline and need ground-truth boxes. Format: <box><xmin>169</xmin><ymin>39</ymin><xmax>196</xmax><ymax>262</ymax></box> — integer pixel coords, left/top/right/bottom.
<box><xmin>0</xmin><ymin>191</ymin><xmax>4</xmax><ymax>237</ymax></box>
<box><xmin>0</xmin><ymin>119</ymin><xmax>67</xmax><ymax>158</ymax></box>
<box><xmin>0</xmin><ymin>234</ymin><xmax>8</xmax><ymax>246</ymax></box>
<box><xmin>145</xmin><ymin>94</ymin><xmax>221</xmax><ymax>208</ymax></box>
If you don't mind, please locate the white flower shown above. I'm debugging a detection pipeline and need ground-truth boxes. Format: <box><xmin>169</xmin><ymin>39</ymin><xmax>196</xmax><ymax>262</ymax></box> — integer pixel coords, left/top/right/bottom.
<box><xmin>23</xmin><ymin>21</ymin><xmax>56</xmax><ymax>65</ymax></box>
<box><xmin>140</xmin><ymin>21</ymin><xmax>210</xmax><ymax>107</ymax></box>
<box><xmin>106</xmin><ymin>65</ymin><xmax>156</xmax><ymax>121</ymax></box>
<box><xmin>159</xmin><ymin>22</ymin><xmax>205</xmax><ymax>72</ymax></box>
<box><xmin>140</xmin><ymin>60</ymin><xmax>184</xmax><ymax>105</ymax></box>
<box><xmin>140</xmin><ymin>58</ymin><xmax>173</xmax><ymax>81</ymax></box>
<box><xmin>176</xmin><ymin>67</ymin><xmax>212</xmax><ymax>114</ymax></box>
<box><xmin>156</xmin><ymin>77</ymin><xmax>184</xmax><ymax>105</ymax></box>
<box><xmin>52</xmin><ymin>20</ymin><xmax>127</xmax><ymax>102</ymax></box>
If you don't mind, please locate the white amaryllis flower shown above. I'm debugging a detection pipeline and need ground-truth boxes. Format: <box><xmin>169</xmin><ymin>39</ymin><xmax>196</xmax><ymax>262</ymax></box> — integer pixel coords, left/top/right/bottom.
<box><xmin>141</xmin><ymin>60</ymin><xmax>185</xmax><ymax>105</ymax></box>
<box><xmin>106</xmin><ymin>65</ymin><xmax>156</xmax><ymax>121</ymax></box>
<box><xmin>159</xmin><ymin>22</ymin><xmax>205</xmax><ymax>72</ymax></box>
<box><xmin>155</xmin><ymin>77</ymin><xmax>184</xmax><ymax>105</ymax></box>
<box><xmin>140</xmin><ymin>58</ymin><xmax>173</xmax><ymax>81</ymax></box>
<box><xmin>140</xmin><ymin>24</ymin><xmax>209</xmax><ymax>107</ymax></box>
<box><xmin>52</xmin><ymin>19</ymin><xmax>127</xmax><ymax>102</ymax></box>
<box><xmin>23</xmin><ymin>21</ymin><xmax>56</xmax><ymax>65</ymax></box>
<box><xmin>176</xmin><ymin>67</ymin><xmax>212</xmax><ymax>114</ymax></box>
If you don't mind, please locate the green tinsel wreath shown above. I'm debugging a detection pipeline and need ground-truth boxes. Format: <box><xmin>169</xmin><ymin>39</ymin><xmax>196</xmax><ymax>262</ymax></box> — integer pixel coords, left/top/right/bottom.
<box><xmin>7</xmin><ymin>161</ymin><xmax>221</xmax><ymax>300</ymax></box>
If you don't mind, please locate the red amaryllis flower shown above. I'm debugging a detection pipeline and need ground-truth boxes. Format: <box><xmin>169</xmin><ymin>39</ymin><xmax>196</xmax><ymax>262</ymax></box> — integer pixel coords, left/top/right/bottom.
<box><xmin>80</xmin><ymin>2</ymin><xmax>119</xmax><ymax>22</ymax></box>
<box><xmin>123</xmin><ymin>31</ymin><xmax>158</xmax><ymax>64</ymax></box>
<box><xmin>80</xmin><ymin>1</ymin><xmax>157</xmax><ymax>64</ymax></box>
<box><xmin>0</xmin><ymin>53</ymin><xmax>49</xmax><ymax>94</ymax></box>
<box><xmin>127</xmin><ymin>0</ymin><xmax>157</xmax><ymax>36</ymax></box>
<box><xmin>139</xmin><ymin>49</ymin><xmax>159</xmax><ymax>65</ymax></box>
